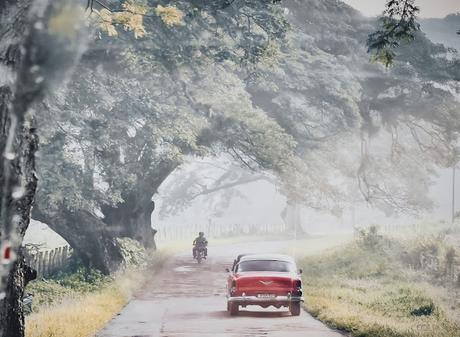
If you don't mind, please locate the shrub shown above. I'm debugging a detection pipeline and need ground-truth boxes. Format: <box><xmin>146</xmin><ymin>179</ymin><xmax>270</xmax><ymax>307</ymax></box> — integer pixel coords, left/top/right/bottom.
<box><xmin>356</xmin><ymin>225</ymin><xmax>383</xmax><ymax>249</ymax></box>
<box><xmin>117</xmin><ymin>237</ymin><xmax>150</xmax><ymax>268</ymax></box>
<box><xmin>26</xmin><ymin>258</ymin><xmax>111</xmax><ymax>313</ymax></box>
<box><xmin>410</xmin><ymin>303</ymin><xmax>435</xmax><ymax>317</ymax></box>
<box><xmin>399</xmin><ymin>236</ymin><xmax>459</xmax><ymax>286</ymax></box>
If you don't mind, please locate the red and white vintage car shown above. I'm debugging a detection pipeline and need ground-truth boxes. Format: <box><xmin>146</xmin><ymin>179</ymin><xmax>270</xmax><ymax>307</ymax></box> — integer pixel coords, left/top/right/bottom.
<box><xmin>226</xmin><ymin>254</ymin><xmax>303</xmax><ymax>316</ymax></box>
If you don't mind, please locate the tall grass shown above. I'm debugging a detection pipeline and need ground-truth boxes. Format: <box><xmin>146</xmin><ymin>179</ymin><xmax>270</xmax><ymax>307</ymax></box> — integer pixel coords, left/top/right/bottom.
<box><xmin>299</xmin><ymin>227</ymin><xmax>460</xmax><ymax>337</ymax></box>
<box><xmin>26</xmin><ymin>286</ymin><xmax>126</xmax><ymax>337</ymax></box>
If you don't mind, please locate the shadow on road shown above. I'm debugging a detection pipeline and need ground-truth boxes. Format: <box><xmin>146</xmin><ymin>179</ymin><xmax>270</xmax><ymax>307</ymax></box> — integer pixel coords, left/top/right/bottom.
<box><xmin>232</xmin><ymin>310</ymin><xmax>292</xmax><ymax>318</ymax></box>
<box><xmin>170</xmin><ymin>309</ymin><xmax>292</xmax><ymax>320</ymax></box>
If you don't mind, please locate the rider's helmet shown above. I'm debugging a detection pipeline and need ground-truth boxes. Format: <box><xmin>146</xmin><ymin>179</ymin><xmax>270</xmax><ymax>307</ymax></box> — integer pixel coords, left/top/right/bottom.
<box><xmin>199</xmin><ymin>231</ymin><xmax>204</xmax><ymax>237</ymax></box>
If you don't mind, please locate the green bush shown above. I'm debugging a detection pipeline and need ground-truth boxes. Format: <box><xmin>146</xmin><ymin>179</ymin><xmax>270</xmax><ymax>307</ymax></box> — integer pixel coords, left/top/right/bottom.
<box><xmin>26</xmin><ymin>280</ymin><xmax>74</xmax><ymax>312</ymax></box>
<box><xmin>26</xmin><ymin>258</ymin><xmax>111</xmax><ymax>313</ymax></box>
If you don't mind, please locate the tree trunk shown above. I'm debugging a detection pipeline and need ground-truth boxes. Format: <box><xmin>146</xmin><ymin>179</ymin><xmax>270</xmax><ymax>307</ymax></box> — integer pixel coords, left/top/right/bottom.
<box><xmin>32</xmin><ymin>208</ymin><xmax>124</xmax><ymax>275</ymax></box>
<box><xmin>0</xmin><ymin>82</ymin><xmax>38</xmax><ymax>337</ymax></box>
<box><xmin>0</xmin><ymin>251</ymin><xmax>36</xmax><ymax>337</ymax></box>
<box><xmin>0</xmin><ymin>1</ymin><xmax>85</xmax><ymax>333</ymax></box>
<box><xmin>102</xmin><ymin>193</ymin><xmax>157</xmax><ymax>249</ymax></box>
<box><xmin>33</xmin><ymin>189</ymin><xmax>158</xmax><ymax>274</ymax></box>
<box><xmin>281</xmin><ymin>202</ymin><xmax>306</xmax><ymax>236</ymax></box>
<box><xmin>101</xmin><ymin>162</ymin><xmax>177</xmax><ymax>249</ymax></box>
<box><xmin>32</xmin><ymin>162</ymin><xmax>178</xmax><ymax>273</ymax></box>
<box><xmin>0</xmin><ymin>3</ymin><xmax>34</xmax><ymax>336</ymax></box>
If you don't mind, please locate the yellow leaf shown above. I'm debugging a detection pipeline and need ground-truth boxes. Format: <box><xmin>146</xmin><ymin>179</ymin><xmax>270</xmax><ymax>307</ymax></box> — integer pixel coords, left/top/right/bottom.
<box><xmin>155</xmin><ymin>5</ymin><xmax>184</xmax><ymax>27</ymax></box>
<box><xmin>122</xmin><ymin>0</ymin><xmax>148</xmax><ymax>15</ymax></box>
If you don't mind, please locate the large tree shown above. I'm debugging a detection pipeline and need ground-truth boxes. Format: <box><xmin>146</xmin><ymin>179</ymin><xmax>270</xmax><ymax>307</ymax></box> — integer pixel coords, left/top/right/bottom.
<box><xmin>0</xmin><ymin>0</ymin><xmax>87</xmax><ymax>336</ymax></box>
<box><xmin>148</xmin><ymin>0</ymin><xmax>460</xmax><ymax>233</ymax></box>
<box><xmin>247</xmin><ymin>0</ymin><xmax>460</xmax><ymax>221</ymax></box>
<box><xmin>31</xmin><ymin>0</ymin><xmax>295</xmax><ymax>273</ymax></box>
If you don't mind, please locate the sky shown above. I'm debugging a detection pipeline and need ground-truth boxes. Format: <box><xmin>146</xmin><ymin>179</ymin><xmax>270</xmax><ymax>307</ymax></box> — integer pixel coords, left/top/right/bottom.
<box><xmin>342</xmin><ymin>0</ymin><xmax>460</xmax><ymax>18</ymax></box>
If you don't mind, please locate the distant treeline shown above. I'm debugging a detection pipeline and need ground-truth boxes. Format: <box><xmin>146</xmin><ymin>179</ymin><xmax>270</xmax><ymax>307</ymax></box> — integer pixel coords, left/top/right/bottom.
<box><xmin>156</xmin><ymin>223</ymin><xmax>287</xmax><ymax>242</ymax></box>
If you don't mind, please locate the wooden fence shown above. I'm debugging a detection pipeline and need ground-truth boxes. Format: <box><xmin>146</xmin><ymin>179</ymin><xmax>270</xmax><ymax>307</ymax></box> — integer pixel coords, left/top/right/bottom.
<box><xmin>25</xmin><ymin>245</ymin><xmax>73</xmax><ymax>277</ymax></box>
<box><xmin>155</xmin><ymin>223</ymin><xmax>287</xmax><ymax>242</ymax></box>
<box><xmin>381</xmin><ymin>223</ymin><xmax>424</xmax><ymax>233</ymax></box>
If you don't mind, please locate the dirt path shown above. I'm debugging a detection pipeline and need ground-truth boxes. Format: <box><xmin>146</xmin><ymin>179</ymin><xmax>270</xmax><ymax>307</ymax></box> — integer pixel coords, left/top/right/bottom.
<box><xmin>98</xmin><ymin>240</ymin><xmax>346</xmax><ymax>337</ymax></box>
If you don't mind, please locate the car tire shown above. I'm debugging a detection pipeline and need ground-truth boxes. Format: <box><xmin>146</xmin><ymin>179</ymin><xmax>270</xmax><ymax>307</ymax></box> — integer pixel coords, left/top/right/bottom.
<box><xmin>290</xmin><ymin>302</ymin><xmax>301</xmax><ymax>316</ymax></box>
<box><xmin>229</xmin><ymin>302</ymin><xmax>239</xmax><ymax>316</ymax></box>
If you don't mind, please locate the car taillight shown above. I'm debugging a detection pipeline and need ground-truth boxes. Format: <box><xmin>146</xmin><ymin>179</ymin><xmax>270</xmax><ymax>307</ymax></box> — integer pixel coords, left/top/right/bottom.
<box><xmin>294</xmin><ymin>280</ymin><xmax>302</xmax><ymax>289</ymax></box>
<box><xmin>292</xmin><ymin>279</ymin><xmax>302</xmax><ymax>297</ymax></box>
<box><xmin>231</xmin><ymin>280</ymin><xmax>237</xmax><ymax>294</ymax></box>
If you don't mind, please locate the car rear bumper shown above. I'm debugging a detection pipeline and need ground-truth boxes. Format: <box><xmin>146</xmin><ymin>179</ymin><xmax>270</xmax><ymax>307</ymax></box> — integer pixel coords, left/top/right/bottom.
<box><xmin>227</xmin><ymin>294</ymin><xmax>304</xmax><ymax>304</ymax></box>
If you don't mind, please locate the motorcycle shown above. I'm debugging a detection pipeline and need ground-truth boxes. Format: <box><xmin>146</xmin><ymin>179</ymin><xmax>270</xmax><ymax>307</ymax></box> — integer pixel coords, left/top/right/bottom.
<box><xmin>194</xmin><ymin>246</ymin><xmax>206</xmax><ymax>264</ymax></box>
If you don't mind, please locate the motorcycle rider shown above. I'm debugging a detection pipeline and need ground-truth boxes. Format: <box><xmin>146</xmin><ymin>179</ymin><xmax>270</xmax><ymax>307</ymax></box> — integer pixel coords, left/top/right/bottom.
<box><xmin>193</xmin><ymin>232</ymin><xmax>208</xmax><ymax>259</ymax></box>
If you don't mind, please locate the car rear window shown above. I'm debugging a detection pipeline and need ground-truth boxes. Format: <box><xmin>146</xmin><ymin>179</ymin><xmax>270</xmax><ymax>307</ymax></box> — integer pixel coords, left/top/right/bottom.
<box><xmin>237</xmin><ymin>260</ymin><xmax>295</xmax><ymax>273</ymax></box>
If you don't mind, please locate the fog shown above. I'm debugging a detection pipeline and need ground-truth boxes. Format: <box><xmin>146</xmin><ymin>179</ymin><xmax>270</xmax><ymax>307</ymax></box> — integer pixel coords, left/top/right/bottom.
<box><xmin>343</xmin><ymin>0</ymin><xmax>460</xmax><ymax>18</ymax></box>
<box><xmin>153</xmin><ymin>157</ymin><xmax>458</xmax><ymax>235</ymax></box>
<box><xmin>1</xmin><ymin>0</ymin><xmax>460</xmax><ymax>336</ymax></box>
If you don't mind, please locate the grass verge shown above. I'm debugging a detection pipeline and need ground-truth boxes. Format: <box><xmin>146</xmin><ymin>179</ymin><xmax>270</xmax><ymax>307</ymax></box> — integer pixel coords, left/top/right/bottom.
<box><xmin>299</xmin><ymin>227</ymin><xmax>460</xmax><ymax>337</ymax></box>
<box><xmin>25</xmin><ymin>251</ymin><xmax>168</xmax><ymax>337</ymax></box>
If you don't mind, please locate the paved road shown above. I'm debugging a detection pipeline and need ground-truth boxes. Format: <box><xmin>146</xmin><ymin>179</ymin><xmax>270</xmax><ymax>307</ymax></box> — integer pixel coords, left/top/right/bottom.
<box><xmin>98</xmin><ymin>240</ymin><xmax>346</xmax><ymax>337</ymax></box>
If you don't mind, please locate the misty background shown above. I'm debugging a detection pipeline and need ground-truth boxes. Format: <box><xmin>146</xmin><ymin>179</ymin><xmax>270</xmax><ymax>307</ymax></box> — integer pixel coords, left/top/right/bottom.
<box><xmin>343</xmin><ymin>0</ymin><xmax>459</xmax><ymax>18</ymax></box>
<box><xmin>153</xmin><ymin>3</ymin><xmax>460</xmax><ymax>235</ymax></box>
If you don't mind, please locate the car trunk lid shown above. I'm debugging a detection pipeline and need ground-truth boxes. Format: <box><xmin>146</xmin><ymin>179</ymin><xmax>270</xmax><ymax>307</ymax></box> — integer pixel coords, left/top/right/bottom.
<box><xmin>235</xmin><ymin>272</ymin><xmax>294</xmax><ymax>295</ymax></box>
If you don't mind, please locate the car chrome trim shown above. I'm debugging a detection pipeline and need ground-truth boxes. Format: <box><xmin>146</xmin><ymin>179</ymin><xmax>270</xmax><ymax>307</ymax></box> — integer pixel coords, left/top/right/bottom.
<box><xmin>227</xmin><ymin>295</ymin><xmax>304</xmax><ymax>303</ymax></box>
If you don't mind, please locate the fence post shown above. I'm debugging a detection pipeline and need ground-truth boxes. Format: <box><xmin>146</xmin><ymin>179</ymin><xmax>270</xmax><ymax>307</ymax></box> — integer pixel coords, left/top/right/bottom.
<box><xmin>29</xmin><ymin>254</ymin><xmax>35</xmax><ymax>272</ymax></box>
<box><xmin>49</xmin><ymin>249</ymin><xmax>55</xmax><ymax>275</ymax></box>
<box><xmin>51</xmin><ymin>248</ymin><xmax>56</xmax><ymax>272</ymax></box>
<box><xmin>43</xmin><ymin>251</ymin><xmax>49</xmax><ymax>277</ymax></box>
<box><xmin>37</xmin><ymin>251</ymin><xmax>44</xmax><ymax>277</ymax></box>
<box><xmin>62</xmin><ymin>246</ymin><xmax>68</xmax><ymax>267</ymax></box>
<box><xmin>55</xmin><ymin>247</ymin><xmax>62</xmax><ymax>269</ymax></box>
